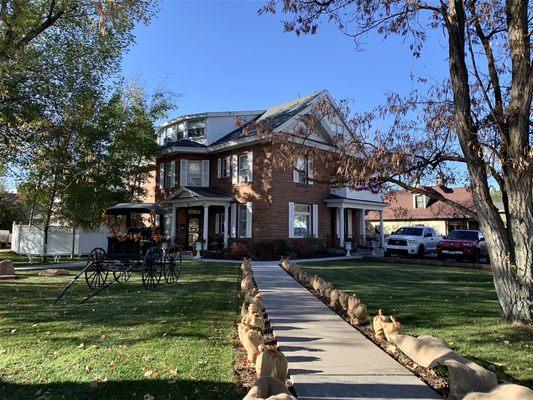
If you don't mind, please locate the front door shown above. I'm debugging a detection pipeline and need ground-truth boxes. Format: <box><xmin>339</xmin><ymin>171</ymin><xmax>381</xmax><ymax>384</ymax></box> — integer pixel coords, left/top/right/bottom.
<box><xmin>187</xmin><ymin>216</ymin><xmax>200</xmax><ymax>249</ymax></box>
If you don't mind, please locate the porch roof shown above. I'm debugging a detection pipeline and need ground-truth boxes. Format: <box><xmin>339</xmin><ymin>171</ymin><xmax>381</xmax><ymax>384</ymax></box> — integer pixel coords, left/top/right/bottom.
<box><xmin>164</xmin><ymin>186</ymin><xmax>233</xmax><ymax>206</ymax></box>
<box><xmin>323</xmin><ymin>193</ymin><xmax>387</xmax><ymax>211</ymax></box>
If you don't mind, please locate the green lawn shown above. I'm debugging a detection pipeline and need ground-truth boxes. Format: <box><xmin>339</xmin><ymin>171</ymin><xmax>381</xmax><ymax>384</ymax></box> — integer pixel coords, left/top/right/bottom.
<box><xmin>300</xmin><ymin>260</ymin><xmax>533</xmax><ymax>387</ymax></box>
<box><xmin>0</xmin><ymin>261</ymin><xmax>243</xmax><ymax>400</ymax></box>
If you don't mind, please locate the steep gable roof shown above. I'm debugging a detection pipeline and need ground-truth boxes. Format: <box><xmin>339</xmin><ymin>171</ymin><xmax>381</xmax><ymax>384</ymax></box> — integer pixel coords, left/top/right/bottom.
<box><xmin>210</xmin><ymin>92</ymin><xmax>323</xmax><ymax>146</ymax></box>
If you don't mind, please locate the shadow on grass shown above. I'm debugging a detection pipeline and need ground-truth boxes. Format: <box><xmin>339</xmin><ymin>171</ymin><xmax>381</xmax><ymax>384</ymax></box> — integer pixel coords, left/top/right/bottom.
<box><xmin>0</xmin><ymin>378</ymin><xmax>243</xmax><ymax>400</ymax></box>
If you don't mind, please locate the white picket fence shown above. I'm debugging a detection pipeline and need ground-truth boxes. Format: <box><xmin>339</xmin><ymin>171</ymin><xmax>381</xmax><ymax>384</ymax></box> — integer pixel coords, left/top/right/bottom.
<box><xmin>11</xmin><ymin>223</ymin><xmax>108</xmax><ymax>256</ymax></box>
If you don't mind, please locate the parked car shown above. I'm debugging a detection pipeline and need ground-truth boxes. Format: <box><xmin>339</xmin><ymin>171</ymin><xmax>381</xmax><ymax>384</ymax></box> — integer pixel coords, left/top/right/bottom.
<box><xmin>437</xmin><ymin>230</ymin><xmax>488</xmax><ymax>262</ymax></box>
<box><xmin>384</xmin><ymin>226</ymin><xmax>441</xmax><ymax>257</ymax></box>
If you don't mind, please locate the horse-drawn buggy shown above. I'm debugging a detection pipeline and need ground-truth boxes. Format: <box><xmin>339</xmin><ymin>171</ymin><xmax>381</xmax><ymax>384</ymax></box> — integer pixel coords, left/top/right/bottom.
<box><xmin>54</xmin><ymin>203</ymin><xmax>181</xmax><ymax>304</ymax></box>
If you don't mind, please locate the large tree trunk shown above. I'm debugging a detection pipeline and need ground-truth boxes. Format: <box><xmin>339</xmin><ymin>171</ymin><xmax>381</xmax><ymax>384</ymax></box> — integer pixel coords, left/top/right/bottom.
<box><xmin>445</xmin><ymin>0</ymin><xmax>532</xmax><ymax>323</ymax></box>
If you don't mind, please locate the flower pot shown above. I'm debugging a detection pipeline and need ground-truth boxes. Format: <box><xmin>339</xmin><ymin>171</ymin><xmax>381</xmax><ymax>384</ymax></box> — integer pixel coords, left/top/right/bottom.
<box><xmin>194</xmin><ymin>242</ymin><xmax>203</xmax><ymax>259</ymax></box>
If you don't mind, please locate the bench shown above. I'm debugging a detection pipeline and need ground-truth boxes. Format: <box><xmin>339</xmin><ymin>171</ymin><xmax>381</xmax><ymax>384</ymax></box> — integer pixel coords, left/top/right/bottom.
<box><xmin>27</xmin><ymin>252</ymin><xmax>72</xmax><ymax>264</ymax></box>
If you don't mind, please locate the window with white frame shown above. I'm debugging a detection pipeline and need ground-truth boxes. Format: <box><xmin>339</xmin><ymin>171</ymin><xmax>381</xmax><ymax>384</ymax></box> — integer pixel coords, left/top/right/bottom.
<box><xmin>238</xmin><ymin>153</ymin><xmax>252</xmax><ymax>183</ymax></box>
<box><xmin>293</xmin><ymin>156</ymin><xmax>312</xmax><ymax>184</ymax></box>
<box><xmin>217</xmin><ymin>156</ymin><xmax>230</xmax><ymax>179</ymax></box>
<box><xmin>188</xmin><ymin>120</ymin><xmax>205</xmax><ymax>138</ymax></box>
<box><xmin>237</xmin><ymin>204</ymin><xmax>248</xmax><ymax>237</ymax></box>
<box><xmin>414</xmin><ymin>194</ymin><xmax>425</xmax><ymax>209</ymax></box>
<box><xmin>187</xmin><ymin>161</ymin><xmax>202</xmax><ymax>187</ymax></box>
<box><xmin>165</xmin><ymin>162</ymin><xmax>175</xmax><ymax>188</ymax></box>
<box><xmin>293</xmin><ymin>204</ymin><xmax>312</xmax><ymax>238</ymax></box>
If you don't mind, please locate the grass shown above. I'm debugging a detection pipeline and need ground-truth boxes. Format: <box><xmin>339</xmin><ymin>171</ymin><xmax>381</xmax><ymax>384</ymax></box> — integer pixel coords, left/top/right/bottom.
<box><xmin>299</xmin><ymin>259</ymin><xmax>533</xmax><ymax>388</ymax></box>
<box><xmin>0</xmin><ymin>251</ymin><xmax>85</xmax><ymax>267</ymax></box>
<box><xmin>0</xmin><ymin>260</ymin><xmax>243</xmax><ymax>400</ymax></box>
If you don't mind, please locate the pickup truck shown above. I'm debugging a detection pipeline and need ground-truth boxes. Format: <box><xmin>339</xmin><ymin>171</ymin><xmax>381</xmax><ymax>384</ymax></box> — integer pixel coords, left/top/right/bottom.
<box><xmin>384</xmin><ymin>226</ymin><xmax>441</xmax><ymax>258</ymax></box>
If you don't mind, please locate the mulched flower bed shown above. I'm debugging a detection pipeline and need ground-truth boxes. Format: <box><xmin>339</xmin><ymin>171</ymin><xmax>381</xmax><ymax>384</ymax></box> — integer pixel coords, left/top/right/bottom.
<box><xmin>281</xmin><ymin>265</ymin><xmax>449</xmax><ymax>399</ymax></box>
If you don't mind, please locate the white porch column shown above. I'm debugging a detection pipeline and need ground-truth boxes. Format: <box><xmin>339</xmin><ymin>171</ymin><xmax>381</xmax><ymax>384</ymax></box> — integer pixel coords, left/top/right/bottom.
<box><xmin>171</xmin><ymin>207</ymin><xmax>177</xmax><ymax>243</ymax></box>
<box><xmin>339</xmin><ymin>206</ymin><xmax>345</xmax><ymax>248</ymax></box>
<box><xmin>360</xmin><ymin>208</ymin><xmax>366</xmax><ymax>246</ymax></box>
<box><xmin>203</xmin><ymin>204</ymin><xmax>209</xmax><ymax>250</ymax></box>
<box><xmin>223</xmin><ymin>205</ymin><xmax>229</xmax><ymax>248</ymax></box>
<box><xmin>379</xmin><ymin>210</ymin><xmax>384</xmax><ymax>248</ymax></box>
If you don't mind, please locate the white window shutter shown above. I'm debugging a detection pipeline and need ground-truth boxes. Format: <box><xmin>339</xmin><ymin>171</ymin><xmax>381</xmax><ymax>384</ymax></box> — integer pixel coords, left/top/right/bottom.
<box><xmin>312</xmin><ymin>204</ymin><xmax>319</xmax><ymax>238</ymax></box>
<box><xmin>159</xmin><ymin>163</ymin><xmax>165</xmax><ymax>189</ymax></box>
<box><xmin>180</xmin><ymin>159</ymin><xmax>188</xmax><ymax>186</ymax></box>
<box><xmin>201</xmin><ymin>160</ymin><xmax>210</xmax><ymax>187</ymax></box>
<box><xmin>230</xmin><ymin>203</ymin><xmax>237</xmax><ymax>238</ymax></box>
<box><xmin>246</xmin><ymin>202</ymin><xmax>253</xmax><ymax>238</ymax></box>
<box><xmin>247</xmin><ymin>151</ymin><xmax>253</xmax><ymax>182</ymax></box>
<box><xmin>215</xmin><ymin>213</ymin><xmax>220</xmax><ymax>234</ymax></box>
<box><xmin>231</xmin><ymin>155</ymin><xmax>238</xmax><ymax>184</ymax></box>
<box><xmin>170</xmin><ymin>161</ymin><xmax>176</xmax><ymax>188</ymax></box>
<box><xmin>288</xmin><ymin>202</ymin><xmax>295</xmax><ymax>238</ymax></box>
<box><xmin>308</xmin><ymin>157</ymin><xmax>314</xmax><ymax>185</ymax></box>
<box><xmin>217</xmin><ymin>158</ymin><xmax>221</xmax><ymax>178</ymax></box>
<box><xmin>292</xmin><ymin>169</ymin><xmax>299</xmax><ymax>183</ymax></box>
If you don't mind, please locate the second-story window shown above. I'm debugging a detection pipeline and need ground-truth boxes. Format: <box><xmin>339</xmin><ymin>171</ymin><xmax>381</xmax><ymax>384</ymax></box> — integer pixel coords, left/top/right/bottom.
<box><xmin>232</xmin><ymin>152</ymin><xmax>253</xmax><ymax>183</ymax></box>
<box><xmin>188</xmin><ymin>120</ymin><xmax>205</xmax><ymax>138</ymax></box>
<box><xmin>180</xmin><ymin>159</ymin><xmax>210</xmax><ymax>187</ymax></box>
<box><xmin>293</xmin><ymin>156</ymin><xmax>313</xmax><ymax>185</ymax></box>
<box><xmin>187</xmin><ymin>161</ymin><xmax>202</xmax><ymax>186</ymax></box>
<box><xmin>217</xmin><ymin>156</ymin><xmax>230</xmax><ymax>179</ymax></box>
<box><xmin>238</xmin><ymin>154</ymin><xmax>250</xmax><ymax>182</ymax></box>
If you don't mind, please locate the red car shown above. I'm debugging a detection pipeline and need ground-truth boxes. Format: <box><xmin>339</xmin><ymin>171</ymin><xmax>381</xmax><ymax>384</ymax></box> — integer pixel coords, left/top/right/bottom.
<box><xmin>437</xmin><ymin>230</ymin><xmax>489</xmax><ymax>262</ymax></box>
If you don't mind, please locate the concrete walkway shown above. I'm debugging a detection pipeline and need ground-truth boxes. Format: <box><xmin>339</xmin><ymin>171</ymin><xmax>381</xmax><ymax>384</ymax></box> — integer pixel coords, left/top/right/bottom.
<box><xmin>252</xmin><ymin>262</ymin><xmax>441</xmax><ymax>400</ymax></box>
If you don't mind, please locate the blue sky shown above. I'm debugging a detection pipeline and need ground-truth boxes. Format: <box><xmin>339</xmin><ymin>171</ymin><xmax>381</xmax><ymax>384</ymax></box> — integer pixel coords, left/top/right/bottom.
<box><xmin>5</xmin><ymin>0</ymin><xmax>453</xmax><ymax>192</ymax></box>
<box><xmin>122</xmin><ymin>0</ymin><xmax>451</xmax><ymax>117</ymax></box>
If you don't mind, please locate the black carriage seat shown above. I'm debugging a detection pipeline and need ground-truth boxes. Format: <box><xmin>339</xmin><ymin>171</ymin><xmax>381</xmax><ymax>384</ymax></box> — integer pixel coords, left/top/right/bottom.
<box><xmin>107</xmin><ymin>237</ymin><xmax>142</xmax><ymax>260</ymax></box>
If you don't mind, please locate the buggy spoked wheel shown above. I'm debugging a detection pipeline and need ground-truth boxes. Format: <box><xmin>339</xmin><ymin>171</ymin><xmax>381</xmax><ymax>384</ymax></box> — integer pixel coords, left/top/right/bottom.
<box><xmin>113</xmin><ymin>269</ymin><xmax>132</xmax><ymax>283</ymax></box>
<box><xmin>89</xmin><ymin>247</ymin><xmax>107</xmax><ymax>262</ymax></box>
<box><xmin>85</xmin><ymin>262</ymin><xmax>109</xmax><ymax>289</ymax></box>
<box><xmin>163</xmin><ymin>255</ymin><xmax>181</xmax><ymax>284</ymax></box>
<box><xmin>142</xmin><ymin>249</ymin><xmax>163</xmax><ymax>290</ymax></box>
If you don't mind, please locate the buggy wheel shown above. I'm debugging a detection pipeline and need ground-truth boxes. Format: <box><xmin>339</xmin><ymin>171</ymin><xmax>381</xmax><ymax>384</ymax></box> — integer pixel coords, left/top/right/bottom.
<box><xmin>113</xmin><ymin>269</ymin><xmax>132</xmax><ymax>283</ymax></box>
<box><xmin>142</xmin><ymin>249</ymin><xmax>163</xmax><ymax>290</ymax></box>
<box><xmin>89</xmin><ymin>247</ymin><xmax>107</xmax><ymax>262</ymax></box>
<box><xmin>163</xmin><ymin>255</ymin><xmax>181</xmax><ymax>284</ymax></box>
<box><xmin>85</xmin><ymin>262</ymin><xmax>109</xmax><ymax>289</ymax></box>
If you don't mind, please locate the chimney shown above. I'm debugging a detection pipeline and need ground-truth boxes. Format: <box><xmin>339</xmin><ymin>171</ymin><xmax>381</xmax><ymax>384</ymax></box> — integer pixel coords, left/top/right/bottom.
<box><xmin>437</xmin><ymin>172</ymin><xmax>447</xmax><ymax>187</ymax></box>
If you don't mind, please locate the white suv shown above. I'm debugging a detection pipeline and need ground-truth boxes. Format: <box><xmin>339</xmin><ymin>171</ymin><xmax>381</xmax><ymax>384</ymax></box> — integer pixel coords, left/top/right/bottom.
<box><xmin>384</xmin><ymin>226</ymin><xmax>440</xmax><ymax>258</ymax></box>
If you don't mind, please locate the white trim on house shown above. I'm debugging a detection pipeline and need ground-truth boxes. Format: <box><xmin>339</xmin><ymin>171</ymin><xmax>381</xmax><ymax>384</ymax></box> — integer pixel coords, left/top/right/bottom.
<box><xmin>312</xmin><ymin>204</ymin><xmax>318</xmax><ymax>237</ymax></box>
<box><xmin>288</xmin><ymin>202</ymin><xmax>295</xmax><ymax>239</ymax></box>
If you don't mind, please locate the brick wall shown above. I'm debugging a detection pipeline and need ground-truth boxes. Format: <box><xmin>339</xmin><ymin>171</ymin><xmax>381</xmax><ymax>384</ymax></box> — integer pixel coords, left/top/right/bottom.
<box><xmin>154</xmin><ymin>142</ymin><xmax>337</xmax><ymax>242</ymax></box>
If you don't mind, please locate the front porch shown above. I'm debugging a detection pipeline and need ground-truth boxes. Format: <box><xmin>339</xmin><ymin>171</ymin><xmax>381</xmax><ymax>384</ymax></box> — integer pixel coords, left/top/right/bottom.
<box><xmin>164</xmin><ymin>187</ymin><xmax>232</xmax><ymax>251</ymax></box>
<box><xmin>324</xmin><ymin>187</ymin><xmax>387</xmax><ymax>250</ymax></box>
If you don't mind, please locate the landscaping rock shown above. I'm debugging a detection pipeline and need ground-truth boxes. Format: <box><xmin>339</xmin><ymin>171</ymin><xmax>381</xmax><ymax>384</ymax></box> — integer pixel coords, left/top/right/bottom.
<box><xmin>0</xmin><ymin>259</ymin><xmax>15</xmax><ymax>275</ymax></box>
<box><xmin>0</xmin><ymin>259</ymin><xmax>18</xmax><ymax>279</ymax></box>
<box><xmin>38</xmin><ymin>269</ymin><xmax>71</xmax><ymax>277</ymax></box>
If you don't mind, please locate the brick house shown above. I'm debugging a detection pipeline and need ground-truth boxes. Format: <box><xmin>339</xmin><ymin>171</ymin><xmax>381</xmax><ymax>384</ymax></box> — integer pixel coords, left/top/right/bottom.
<box><xmin>367</xmin><ymin>186</ymin><xmax>504</xmax><ymax>235</ymax></box>
<box><xmin>154</xmin><ymin>90</ymin><xmax>387</xmax><ymax>251</ymax></box>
